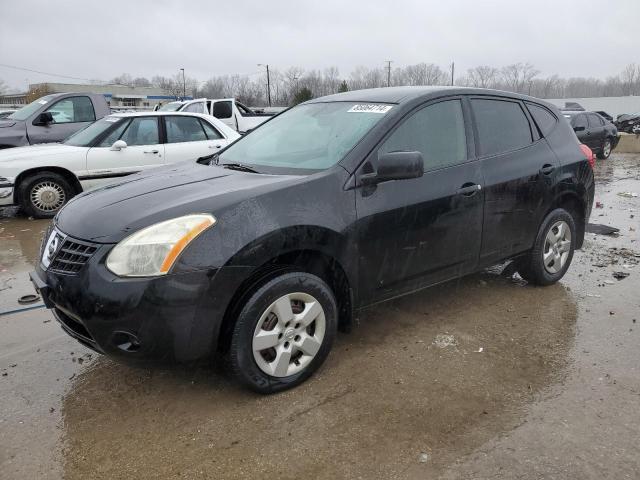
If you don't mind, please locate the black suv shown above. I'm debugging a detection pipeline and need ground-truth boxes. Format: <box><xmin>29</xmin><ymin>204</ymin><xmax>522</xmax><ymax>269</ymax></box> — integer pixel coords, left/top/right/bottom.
<box><xmin>562</xmin><ymin>110</ymin><xmax>619</xmax><ymax>159</ymax></box>
<box><xmin>31</xmin><ymin>87</ymin><xmax>595</xmax><ymax>393</ymax></box>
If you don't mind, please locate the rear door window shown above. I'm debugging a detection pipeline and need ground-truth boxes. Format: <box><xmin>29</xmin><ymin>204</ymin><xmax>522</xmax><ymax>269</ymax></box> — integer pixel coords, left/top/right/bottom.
<box><xmin>200</xmin><ymin>119</ymin><xmax>223</xmax><ymax>140</ymax></box>
<box><xmin>379</xmin><ymin>99</ymin><xmax>467</xmax><ymax>170</ymax></box>
<box><xmin>526</xmin><ymin>103</ymin><xmax>557</xmax><ymax>137</ymax></box>
<box><xmin>471</xmin><ymin>99</ymin><xmax>533</xmax><ymax>156</ymax></box>
<box><xmin>166</xmin><ymin>116</ymin><xmax>208</xmax><ymax>143</ymax></box>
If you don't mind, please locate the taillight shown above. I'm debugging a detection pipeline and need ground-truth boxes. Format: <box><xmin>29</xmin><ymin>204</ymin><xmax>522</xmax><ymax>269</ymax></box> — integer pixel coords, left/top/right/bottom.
<box><xmin>580</xmin><ymin>144</ymin><xmax>594</xmax><ymax>169</ymax></box>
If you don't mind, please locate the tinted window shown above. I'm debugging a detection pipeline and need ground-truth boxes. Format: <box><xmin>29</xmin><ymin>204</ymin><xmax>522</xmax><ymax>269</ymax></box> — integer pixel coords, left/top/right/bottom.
<box><xmin>527</xmin><ymin>103</ymin><xmax>557</xmax><ymax>136</ymax></box>
<box><xmin>119</xmin><ymin>117</ymin><xmax>159</xmax><ymax>146</ymax></box>
<box><xmin>200</xmin><ymin>119</ymin><xmax>223</xmax><ymax>140</ymax></box>
<box><xmin>166</xmin><ymin>116</ymin><xmax>207</xmax><ymax>143</ymax></box>
<box><xmin>45</xmin><ymin>96</ymin><xmax>95</xmax><ymax>123</ymax></box>
<box><xmin>471</xmin><ymin>99</ymin><xmax>532</xmax><ymax>156</ymax></box>
<box><xmin>588</xmin><ymin>114</ymin><xmax>603</xmax><ymax>127</ymax></box>
<box><xmin>572</xmin><ymin>114</ymin><xmax>588</xmax><ymax>129</ymax></box>
<box><xmin>213</xmin><ymin>101</ymin><xmax>233</xmax><ymax>119</ymax></box>
<box><xmin>380</xmin><ymin>99</ymin><xmax>467</xmax><ymax>170</ymax></box>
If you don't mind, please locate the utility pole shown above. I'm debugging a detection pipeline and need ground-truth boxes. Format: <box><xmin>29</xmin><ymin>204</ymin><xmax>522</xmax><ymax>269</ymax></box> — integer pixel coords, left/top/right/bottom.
<box><xmin>258</xmin><ymin>64</ymin><xmax>272</xmax><ymax>106</ymax></box>
<box><xmin>450</xmin><ymin>62</ymin><xmax>455</xmax><ymax>86</ymax></box>
<box><xmin>385</xmin><ymin>60</ymin><xmax>392</xmax><ymax>87</ymax></box>
<box><xmin>180</xmin><ymin>68</ymin><xmax>186</xmax><ymax>98</ymax></box>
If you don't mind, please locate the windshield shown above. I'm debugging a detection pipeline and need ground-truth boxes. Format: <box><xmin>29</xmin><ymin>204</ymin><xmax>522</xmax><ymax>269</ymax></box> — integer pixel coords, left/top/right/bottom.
<box><xmin>8</xmin><ymin>95</ymin><xmax>57</xmax><ymax>121</ymax></box>
<box><xmin>159</xmin><ymin>102</ymin><xmax>183</xmax><ymax>111</ymax></box>
<box><xmin>63</xmin><ymin>116</ymin><xmax>124</xmax><ymax>147</ymax></box>
<box><xmin>218</xmin><ymin>102</ymin><xmax>392</xmax><ymax>173</ymax></box>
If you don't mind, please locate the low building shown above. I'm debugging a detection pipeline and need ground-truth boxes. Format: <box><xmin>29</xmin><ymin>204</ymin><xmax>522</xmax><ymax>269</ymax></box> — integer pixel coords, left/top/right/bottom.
<box><xmin>0</xmin><ymin>82</ymin><xmax>192</xmax><ymax>110</ymax></box>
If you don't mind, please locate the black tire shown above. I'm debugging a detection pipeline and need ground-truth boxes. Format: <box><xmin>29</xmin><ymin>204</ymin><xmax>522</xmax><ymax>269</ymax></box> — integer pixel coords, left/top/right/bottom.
<box><xmin>17</xmin><ymin>172</ymin><xmax>75</xmax><ymax>218</ymax></box>
<box><xmin>596</xmin><ymin>138</ymin><xmax>612</xmax><ymax>159</ymax></box>
<box><xmin>230</xmin><ymin>271</ymin><xmax>337</xmax><ymax>394</ymax></box>
<box><xmin>516</xmin><ymin>208</ymin><xmax>576</xmax><ymax>286</ymax></box>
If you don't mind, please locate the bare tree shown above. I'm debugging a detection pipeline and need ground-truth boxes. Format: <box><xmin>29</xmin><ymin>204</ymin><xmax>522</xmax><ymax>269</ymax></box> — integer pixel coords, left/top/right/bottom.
<box><xmin>501</xmin><ymin>63</ymin><xmax>539</xmax><ymax>93</ymax></box>
<box><xmin>464</xmin><ymin>65</ymin><xmax>499</xmax><ymax>88</ymax></box>
<box><xmin>620</xmin><ymin>63</ymin><xmax>639</xmax><ymax>96</ymax></box>
<box><xmin>0</xmin><ymin>79</ymin><xmax>7</xmax><ymax>94</ymax></box>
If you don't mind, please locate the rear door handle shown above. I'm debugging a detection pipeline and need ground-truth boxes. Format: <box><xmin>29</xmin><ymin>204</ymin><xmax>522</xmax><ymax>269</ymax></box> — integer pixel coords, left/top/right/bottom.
<box><xmin>457</xmin><ymin>183</ymin><xmax>482</xmax><ymax>196</ymax></box>
<box><xmin>540</xmin><ymin>164</ymin><xmax>555</xmax><ymax>175</ymax></box>
<box><xmin>209</xmin><ymin>144</ymin><xmax>223</xmax><ymax>149</ymax></box>
<box><xmin>144</xmin><ymin>149</ymin><xmax>159</xmax><ymax>154</ymax></box>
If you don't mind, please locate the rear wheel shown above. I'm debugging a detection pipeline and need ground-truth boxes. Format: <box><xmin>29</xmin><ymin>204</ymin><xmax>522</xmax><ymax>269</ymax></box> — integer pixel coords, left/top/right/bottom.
<box><xmin>17</xmin><ymin>172</ymin><xmax>75</xmax><ymax>218</ymax></box>
<box><xmin>230</xmin><ymin>272</ymin><xmax>337</xmax><ymax>393</ymax></box>
<box><xmin>597</xmin><ymin>138</ymin><xmax>612</xmax><ymax>159</ymax></box>
<box><xmin>516</xmin><ymin>208</ymin><xmax>576</xmax><ymax>286</ymax></box>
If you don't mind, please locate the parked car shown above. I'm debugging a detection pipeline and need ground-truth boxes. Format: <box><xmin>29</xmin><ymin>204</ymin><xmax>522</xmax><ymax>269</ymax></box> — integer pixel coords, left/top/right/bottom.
<box><xmin>0</xmin><ymin>109</ymin><xmax>17</xmax><ymax>119</ymax></box>
<box><xmin>615</xmin><ymin>112</ymin><xmax>640</xmax><ymax>134</ymax></box>
<box><xmin>30</xmin><ymin>87</ymin><xmax>594</xmax><ymax>393</ymax></box>
<box><xmin>562</xmin><ymin>110</ymin><xmax>618</xmax><ymax>159</ymax></box>
<box><xmin>159</xmin><ymin>98</ymin><xmax>275</xmax><ymax>133</ymax></box>
<box><xmin>0</xmin><ymin>112</ymin><xmax>239</xmax><ymax>217</ymax></box>
<box><xmin>0</xmin><ymin>93</ymin><xmax>111</xmax><ymax>148</ymax></box>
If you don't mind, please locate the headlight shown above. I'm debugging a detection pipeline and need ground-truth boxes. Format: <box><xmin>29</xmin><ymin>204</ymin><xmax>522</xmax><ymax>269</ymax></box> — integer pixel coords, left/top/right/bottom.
<box><xmin>106</xmin><ymin>214</ymin><xmax>216</xmax><ymax>277</ymax></box>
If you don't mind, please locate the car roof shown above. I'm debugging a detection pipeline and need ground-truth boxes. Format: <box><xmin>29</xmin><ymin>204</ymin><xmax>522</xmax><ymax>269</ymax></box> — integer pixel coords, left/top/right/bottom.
<box><xmin>109</xmin><ymin>111</ymin><xmax>210</xmax><ymax>118</ymax></box>
<box><xmin>307</xmin><ymin>86</ymin><xmax>544</xmax><ymax>105</ymax></box>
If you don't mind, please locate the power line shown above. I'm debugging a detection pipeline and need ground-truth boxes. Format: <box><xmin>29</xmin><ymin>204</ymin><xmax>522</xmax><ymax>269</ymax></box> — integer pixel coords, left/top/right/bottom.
<box><xmin>0</xmin><ymin>62</ymin><xmax>105</xmax><ymax>83</ymax></box>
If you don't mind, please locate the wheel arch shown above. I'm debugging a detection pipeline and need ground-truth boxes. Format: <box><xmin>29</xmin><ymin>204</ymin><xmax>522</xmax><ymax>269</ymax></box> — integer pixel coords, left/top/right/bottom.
<box><xmin>217</xmin><ymin>247</ymin><xmax>354</xmax><ymax>354</ymax></box>
<box><xmin>546</xmin><ymin>191</ymin><xmax>586</xmax><ymax>249</ymax></box>
<box><xmin>14</xmin><ymin>166</ymin><xmax>83</xmax><ymax>202</ymax></box>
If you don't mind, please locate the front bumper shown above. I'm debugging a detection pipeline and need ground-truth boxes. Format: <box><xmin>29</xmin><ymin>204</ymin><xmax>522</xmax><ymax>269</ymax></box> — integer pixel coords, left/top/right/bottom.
<box><xmin>30</xmin><ymin>240</ymin><xmax>253</xmax><ymax>362</ymax></box>
<box><xmin>0</xmin><ymin>185</ymin><xmax>13</xmax><ymax>205</ymax></box>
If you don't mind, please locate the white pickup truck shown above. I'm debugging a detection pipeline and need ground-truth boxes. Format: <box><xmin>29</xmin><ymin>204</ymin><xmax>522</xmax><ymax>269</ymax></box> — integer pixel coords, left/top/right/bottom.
<box><xmin>158</xmin><ymin>98</ymin><xmax>276</xmax><ymax>133</ymax></box>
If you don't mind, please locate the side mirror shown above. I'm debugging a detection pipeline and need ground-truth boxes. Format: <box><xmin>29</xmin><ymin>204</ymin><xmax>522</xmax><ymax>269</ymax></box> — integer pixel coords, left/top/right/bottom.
<box><xmin>110</xmin><ymin>140</ymin><xmax>127</xmax><ymax>151</ymax></box>
<box><xmin>33</xmin><ymin>112</ymin><xmax>54</xmax><ymax>126</ymax></box>
<box><xmin>573</xmin><ymin>126</ymin><xmax>586</xmax><ymax>132</ymax></box>
<box><xmin>360</xmin><ymin>151</ymin><xmax>424</xmax><ymax>185</ymax></box>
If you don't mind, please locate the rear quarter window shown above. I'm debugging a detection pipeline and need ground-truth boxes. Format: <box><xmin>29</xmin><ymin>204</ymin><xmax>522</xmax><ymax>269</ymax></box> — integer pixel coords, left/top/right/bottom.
<box><xmin>471</xmin><ymin>99</ymin><xmax>533</xmax><ymax>157</ymax></box>
<box><xmin>526</xmin><ymin>103</ymin><xmax>558</xmax><ymax>137</ymax></box>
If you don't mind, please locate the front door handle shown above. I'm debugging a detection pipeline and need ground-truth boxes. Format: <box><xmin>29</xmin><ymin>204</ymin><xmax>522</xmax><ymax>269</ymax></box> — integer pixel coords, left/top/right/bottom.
<box><xmin>540</xmin><ymin>164</ymin><xmax>555</xmax><ymax>175</ymax></box>
<box><xmin>208</xmin><ymin>144</ymin><xmax>223</xmax><ymax>149</ymax></box>
<box><xmin>143</xmin><ymin>149</ymin><xmax>159</xmax><ymax>154</ymax></box>
<box><xmin>457</xmin><ymin>183</ymin><xmax>482</xmax><ymax>197</ymax></box>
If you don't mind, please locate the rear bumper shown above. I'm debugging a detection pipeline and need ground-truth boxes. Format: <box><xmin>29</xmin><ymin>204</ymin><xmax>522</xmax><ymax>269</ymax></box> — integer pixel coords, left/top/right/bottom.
<box><xmin>30</xmin><ymin>246</ymin><xmax>253</xmax><ymax>363</ymax></box>
<box><xmin>612</xmin><ymin>134</ymin><xmax>620</xmax><ymax>150</ymax></box>
<box><xmin>0</xmin><ymin>185</ymin><xmax>13</xmax><ymax>205</ymax></box>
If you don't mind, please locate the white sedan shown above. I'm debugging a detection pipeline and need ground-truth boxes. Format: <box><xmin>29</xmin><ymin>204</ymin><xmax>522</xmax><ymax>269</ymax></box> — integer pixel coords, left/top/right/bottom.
<box><xmin>0</xmin><ymin>112</ymin><xmax>240</xmax><ymax>218</ymax></box>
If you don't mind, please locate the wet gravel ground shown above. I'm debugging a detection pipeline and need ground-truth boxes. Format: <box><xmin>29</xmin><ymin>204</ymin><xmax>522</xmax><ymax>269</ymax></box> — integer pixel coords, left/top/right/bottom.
<box><xmin>1</xmin><ymin>154</ymin><xmax>639</xmax><ymax>479</ymax></box>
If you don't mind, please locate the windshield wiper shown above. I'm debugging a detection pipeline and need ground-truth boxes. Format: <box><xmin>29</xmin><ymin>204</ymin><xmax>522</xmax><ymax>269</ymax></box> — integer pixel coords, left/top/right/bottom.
<box><xmin>221</xmin><ymin>162</ymin><xmax>260</xmax><ymax>173</ymax></box>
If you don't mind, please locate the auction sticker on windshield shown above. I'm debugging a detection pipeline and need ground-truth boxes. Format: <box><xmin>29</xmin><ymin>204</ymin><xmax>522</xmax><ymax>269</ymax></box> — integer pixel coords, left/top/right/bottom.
<box><xmin>348</xmin><ymin>104</ymin><xmax>393</xmax><ymax>113</ymax></box>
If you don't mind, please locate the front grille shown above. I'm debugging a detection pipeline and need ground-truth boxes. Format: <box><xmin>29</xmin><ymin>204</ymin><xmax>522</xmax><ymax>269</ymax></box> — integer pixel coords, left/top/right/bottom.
<box><xmin>49</xmin><ymin>238</ymin><xmax>98</xmax><ymax>274</ymax></box>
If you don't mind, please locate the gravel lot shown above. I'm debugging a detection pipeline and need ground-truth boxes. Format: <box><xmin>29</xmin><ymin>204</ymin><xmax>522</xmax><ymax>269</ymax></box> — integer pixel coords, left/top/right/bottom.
<box><xmin>1</xmin><ymin>154</ymin><xmax>639</xmax><ymax>479</ymax></box>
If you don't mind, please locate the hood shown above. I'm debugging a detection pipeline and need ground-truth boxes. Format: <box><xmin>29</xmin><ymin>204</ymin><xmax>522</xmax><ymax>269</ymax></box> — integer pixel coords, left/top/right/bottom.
<box><xmin>0</xmin><ymin>143</ymin><xmax>85</xmax><ymax>164</ymax></box>
<box><xmin>56</xmin><ymin>161</ymin><xmax>300</xmax><ymax>243</ymax></box>
<box><xmin>0</xmin><ymin>119</ymin><xmax>19</xmax><ymax>128</ymax></box>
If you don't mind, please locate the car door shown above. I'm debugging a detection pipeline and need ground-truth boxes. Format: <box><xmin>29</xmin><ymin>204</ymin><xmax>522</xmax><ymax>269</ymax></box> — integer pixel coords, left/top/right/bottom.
<box><xmin>355</xmin><ymin>97</ymin><xmax>483</xmax><ymax>304</ymax></box>
<box><xmin>587</xmin><ymin>113</ymin><xmax>605</xmax><ymax>150</ymax></box>
<box><xmin>212</xmin><ymin>100</ymin><xmax>237</xmax><ymax>130</ymax></box>
<box><xmin>27</xmin><ymin>96</ymin><xmax>96</xmax><ymax>144</ymax></box>
<box><xmin>83</xmin><ymin>116</ymin><xmax>164</xmax><ymax>190</ymax></box>
<box><xmin>162</xmin><ymin>115</ymin><xmax>228</xmax><ymax>164</ymax></box>
<box><xmin>471</xmin><ymin>97</ymin><xmax>559</xmax><ymax>265</ymax></box>
<box><xmin>569</xmin><ymin>113</ymin><xmax>590</xmax><ymax>147</ymax></box>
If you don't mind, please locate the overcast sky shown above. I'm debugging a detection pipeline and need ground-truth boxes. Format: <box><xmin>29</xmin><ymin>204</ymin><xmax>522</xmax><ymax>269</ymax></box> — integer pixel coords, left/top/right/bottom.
<box><xmin>0</xmin><ymin>0</ymin><xmax>637</xmax><ymax>91</ymax></box>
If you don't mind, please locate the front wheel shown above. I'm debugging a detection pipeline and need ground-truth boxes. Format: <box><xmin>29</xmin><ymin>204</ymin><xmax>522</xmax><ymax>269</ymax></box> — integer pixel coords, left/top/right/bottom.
<box><xmin>17</xmin><ymin>172</ymin><xmax>75</xmax><ymax>218</ymax></box>
<box><xmin>230</xmin><ymin>272</ymin><xmax>337</xmax><ymax>393</ymax></box>
<box><xmin>597</xmin><ymin>138</ymin><xmax>612</xmax><ymax>159</ymax></box>
<box><xmin>516</xmin><ymin>208</ymin><xmax>576</xmax><ymax>286</ymax></box>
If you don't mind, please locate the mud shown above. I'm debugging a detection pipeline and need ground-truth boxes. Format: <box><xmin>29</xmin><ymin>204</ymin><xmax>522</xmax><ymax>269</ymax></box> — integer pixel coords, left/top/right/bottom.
<box><xmin>1</xmin><ymin>154</ymin><xmax>639</xmax><ymax>479</ymax></box>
